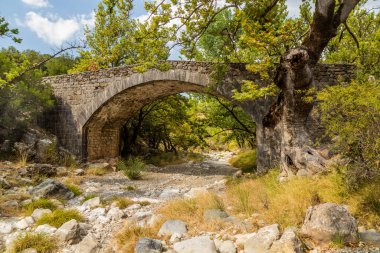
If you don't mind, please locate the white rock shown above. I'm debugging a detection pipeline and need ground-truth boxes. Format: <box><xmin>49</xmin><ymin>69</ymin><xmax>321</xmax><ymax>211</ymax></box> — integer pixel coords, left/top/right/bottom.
<box><xmin>234</xmin><ymin>233</ymin><xmax>257</xmax><ymax>247</ymax></box>
<box><xmin>31</xmin><ymin>208</ymin><xmax>52</xmax><ymax>220</ymax></box>
<box><xmin>220</xmin><ymin>240</ymin><xmax>237</xmax><ymax>253</ymax></box>
<box><xmin>170</xmin><ymin>233</ymin><xmax>182</xmax><ymax>243</ymax></box>
<box><xmin>82</xmin><ymin>197</ymin><xmax>100</xmax><ymax>208</ymax></box>
<box><xmin>244</xmin><ymin>224</ymin><xmax>280</xmax><ymax>253</ymax></box>
<box><xmin>106</xmin><ymin>207</ymin><xmax>124</xmax><ymax>220</ymax></box>
<box><xmin>126</xmin><ymin>203</ymin><xmax>141</xmax><ymax>210</ymax></box>
<box><xmin>74</xmin><ymin>234</ymin><xmax>98</xmax><ymax>253</ymax></box>
<box><xmin>55</xmin><ymin>219</ymin><xmax>80</xmax><ymax>244</ymax></box>
<box><xmin>159</xmin><ymin>188</ymin><xmax>180</xmax><ymax>198</ymax></box>
<box><xmin>95</xmin><ymin>215</ymin><xmax>110</xmax><ymax>225</ymax></box>
<box><xmin>88</xmin><ymin>208</ymin><xmax>106</xmax><ymax>222</ymax></box>
<box><xmin>0</xmin><ymin>221</ymin><xmax>13</xmax><ymax>234</ymax></box>
<box><xmin>34</xmin><ymin>224</ymin><xmax>57</xmax><ymax>234</ymax></box>
<box><xmin>173</xmin><ymin>236</ymin><xmax>217</xmax><ymax>253</ymax></box>
<box><xmin>20</xmin><ymin>248</ymin><xmax>37</xmax><ymax>253</ymax></box>
<box><xmin>15</xmin><ymin>217</ymin><xmax>33</xmax><ymax>230</ymax></box>
<box><xmin>158</xmin><ymin>220</ymin><xmax>187</xmax><ymax>236</ymax></box>
<box><xmin>184</xmin><ymin>187</ymin><xmax>208</xmax><ymax>199</ymax></box>
<box><xmin>300</xmin><ymin>203</ymin><xmax>357</xmax><ymax>247</ymax></box>
<box><xmin>133</xmin><ymin>210</ymin><xmax>152</xmax><ymax>221</ymax></box>
<box><xmin>270</xmin><ymin>228</ymin><xmax>303</xmax><ymax>253</ymax></box>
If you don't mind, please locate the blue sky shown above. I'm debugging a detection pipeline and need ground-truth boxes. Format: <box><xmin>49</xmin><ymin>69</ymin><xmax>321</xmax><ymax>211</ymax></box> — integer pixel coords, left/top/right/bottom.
<box><xmin>0</xmin><ymin>0</ymin><xmax>148</xmax><ymax>54</ymax></box>
<box><xmin>0</xmin><ymin>0</ymin><xmax>377</xmax><ymax>58</ymax></box>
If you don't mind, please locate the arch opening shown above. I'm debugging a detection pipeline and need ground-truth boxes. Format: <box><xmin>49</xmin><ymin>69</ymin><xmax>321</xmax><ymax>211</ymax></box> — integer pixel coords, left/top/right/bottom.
<box><xmin>82</xmin><ymin>80</ymin><xmax>256</xmax><ymax>161</ymax></box>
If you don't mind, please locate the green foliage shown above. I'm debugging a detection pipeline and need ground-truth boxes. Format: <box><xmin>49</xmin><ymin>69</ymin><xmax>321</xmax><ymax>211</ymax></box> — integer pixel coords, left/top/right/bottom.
<box><xmin>70</xmin><ymin>0</ymin><xmax>170</xmax><ymax>73</ymax></box>
<box><xmin>317</xmin><ymin>80</ymin><xmax>380</xmax><ymax>187</ymax></box>
<box><xmin>118</xmin><ymin>158</ymin><xmax>145</xmax><ymax>180</ymax></box>
<box><xmin>23</xmin><ymin>198</ymin><xmax>58</xmax><ymax>215</ymax></box>
<box><xmin>0</xmin><ymin>47</ymin><xmax>55</xmax><ymax>144</ymax></box>
<box><xmin>324</xmin><ymin>7</ymin><xmax>380</xmax><ymax>80</ymax></box>
<box><xmin>36</xmin><ymin>209</ymin><xmax>84</xmax><ymax>228</ymax></box>
<box><xmin>9</xmin><ymin>232</ymin><xmax>58</xmax><ymax>253</ymax></box>
<box><xmin>0</xmin><ymin>16</ymin><xmax>22</xmax><ymax>43</ymax></box>
<box><xmin>229</xmin><ymin>150</ymin><xmax>257</xmax><ymax>173</ymax></box>
<box><xmin>65</xmin><ymin>184</ymin><xmax>82</xmax><ymax>196</ymax></box>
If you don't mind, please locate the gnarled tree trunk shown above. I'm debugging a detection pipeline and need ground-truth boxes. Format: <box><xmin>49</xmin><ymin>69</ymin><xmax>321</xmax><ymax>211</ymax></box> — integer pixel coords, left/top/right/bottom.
<box><xmin>262</xmin><ymin>0</ymin><xmax>360</xmax><ymax>178</ymax></box>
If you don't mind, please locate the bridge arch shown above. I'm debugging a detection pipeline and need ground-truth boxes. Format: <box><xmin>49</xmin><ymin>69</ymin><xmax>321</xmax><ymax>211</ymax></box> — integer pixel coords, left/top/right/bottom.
<box><xmin>80</xmin><ymin>68</ymin><xmax>220</xmax><ymax>160</ymax></box>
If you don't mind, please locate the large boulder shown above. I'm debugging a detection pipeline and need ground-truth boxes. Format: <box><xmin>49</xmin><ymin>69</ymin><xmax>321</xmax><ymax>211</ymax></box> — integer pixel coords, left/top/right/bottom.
<box><xmin>244</xmin><ymin>224</ymin><xmax>280</xmax><ymax>253</ymax></box>
<box><xmin>158</xmin><ymin>220</ymin><xmax>187</xmax><ymax>236</ymax></box>
<box><xmin>135</xmin><ymin>237</ymin><xmax>163</xmax><ymax>253</ymax></box>
<box><xmin>270</xmin><ymin>228</ymin><xmax>304</xmax><ymax>253</ymax></box>
<box><xmin>30</xmin><ymin>179</ymin><xmax>74</xmax><ymax>199</ymax></box>
<box><xmin>300</xmin><ymin>203</ymin><xmax>357</xmax><ymax>247</ymax></box>
<box><xmin>173</xmin><ymin>236</ymin><xmax>217</xmax><ymax>253</ymax></box>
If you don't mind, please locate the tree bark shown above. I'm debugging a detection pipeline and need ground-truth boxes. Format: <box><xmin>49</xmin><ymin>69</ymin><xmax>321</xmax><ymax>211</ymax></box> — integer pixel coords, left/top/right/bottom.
<box><xmin>265</xmin><ymin>0</ymin><xmax>360</xmax><ymax>178</ymax></box>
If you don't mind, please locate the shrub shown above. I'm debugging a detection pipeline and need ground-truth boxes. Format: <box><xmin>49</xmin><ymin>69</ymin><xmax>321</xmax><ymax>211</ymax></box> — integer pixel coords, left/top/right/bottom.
<box><xmin>118</xmin><ymin>158</ymin><xmax>145</xmax><ymax>180</ymax></box>
<box><xmin>317</xmin><ymin>80</ymin><xmax>380</xmax><ymax>188</ymax></box>
<box><xmin>36</xmin><ymin>209</ymin><xmax>84</xmax><ymax>228</ymax></box>
<box><xmin>9</xmin><ymin>232</ymin><xmax>58</xmax><ymax>253</ymax></box>
<box><xmin>229</xmin><ymin>150</ymin><xmax>257</xmax><ymax>173</ymax></box>
<box><xmin>23</xmin><ymin>198</ymin><xmax>58</xmax><ymax>215</ymax></box>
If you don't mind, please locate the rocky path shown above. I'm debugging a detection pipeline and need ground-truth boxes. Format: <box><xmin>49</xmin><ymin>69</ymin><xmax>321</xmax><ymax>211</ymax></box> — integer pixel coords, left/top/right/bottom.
<box><xmin>1</xmin><ymin>152</ymin><xmax>379</xmax><ymax>253</ymax></box>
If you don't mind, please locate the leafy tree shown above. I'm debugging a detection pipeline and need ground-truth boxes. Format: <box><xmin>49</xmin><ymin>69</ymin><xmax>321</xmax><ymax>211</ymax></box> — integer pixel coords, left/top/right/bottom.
<box><xmin>70</xmin><ymin>0</ymin><xmax>171</xmax><ymax>73</ymax></box>
<box><xmin>0</xmin><ymin>16</ymin><xmax>21</xmax><ymax>43</ymax></box>
<box><xmin>323</xmin><ymin>7</ymin><xmax>380</xmax><ymax>80</ymax></box>
<box><xmin>143</xmin><ymin>0</ymin><xmax>362</xmax><ymax>174</ymax></box>
<box><xmin>317</xmin><ymin>80</ymin><xmax>380</xmax><ymax>187</ymax></box>
<box><xmin>0</xmin><ymin>47</ymin><xmax>55</xmax><ymax>143</ymax></box>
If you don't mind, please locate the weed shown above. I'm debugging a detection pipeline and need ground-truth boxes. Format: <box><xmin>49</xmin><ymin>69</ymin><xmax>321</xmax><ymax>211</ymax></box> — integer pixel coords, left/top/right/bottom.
<box><xmin>36</xmin><ymin>209</ymin><xmax>84</xmax><ymax>228</ymax></box>
<box><xmin>118</xmin><ymin>158</ymin><xmax>145</xmax><ymax>180</ymax></box>
<box><xmin>113</xmin><ymin>197</ymin><xmax>134</xmax><ymax>209</ymax></box>
<box><xmin>229</xmin><ymin>150</ymin><xmax>257</xmax><ymax>173</ymax></box>
<box><xmin>65</xmin><ymin>184</ymin><xmax>82</xmax><ymax>196</ymax></box>
<box><xmin>23</xmin><ymin>198</ymin><xmax>58</xmax><ymax>215</ymax></box>
<box><xmin>330</xmin><ymin>233</ymin><xmax>347</xmax><ymax>248</ymax></box>
<box><xmin>9</xmin><ymin>232</ymin><xmax>58</xmax><ymax>253</ymax></box>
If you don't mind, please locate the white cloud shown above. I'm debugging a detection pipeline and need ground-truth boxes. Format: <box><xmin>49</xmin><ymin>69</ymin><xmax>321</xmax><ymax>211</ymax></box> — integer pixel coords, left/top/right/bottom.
<box><xmin>24</xmin><ymin>12</ymin><xmax>81</xmax><ymax>46</ymax></box>
<box><xmin>22</xmin><ymin>0</ymin><xmax>50</xmax><ymax>8</ymax></box>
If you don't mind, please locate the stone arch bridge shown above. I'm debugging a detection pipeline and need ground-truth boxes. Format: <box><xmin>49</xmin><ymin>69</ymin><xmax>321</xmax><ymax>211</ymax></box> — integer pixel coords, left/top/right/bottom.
<box><xmin>42</xmin><ymin>61</ymin><xmax>355</xmax><ymax>168</ymax></box>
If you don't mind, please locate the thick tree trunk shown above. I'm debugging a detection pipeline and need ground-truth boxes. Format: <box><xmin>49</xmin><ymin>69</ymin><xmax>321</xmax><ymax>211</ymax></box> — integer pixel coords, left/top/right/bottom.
<box><xmin>258</xmin><ymin>0</ymin><xmax>361</xmax><ymax>178</ymax></box>
<box><xmin>275</xmin><ymin>48</ymin><xmax>326</xmax><ymax>178</ymax></box>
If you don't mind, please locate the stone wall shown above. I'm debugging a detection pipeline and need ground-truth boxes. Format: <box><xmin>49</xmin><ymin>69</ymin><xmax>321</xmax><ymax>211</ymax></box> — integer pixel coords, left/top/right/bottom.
<box><xmin>42</xmin><ymin>61</ymin><xmax>355</xmax><ymax>160</ymax></box>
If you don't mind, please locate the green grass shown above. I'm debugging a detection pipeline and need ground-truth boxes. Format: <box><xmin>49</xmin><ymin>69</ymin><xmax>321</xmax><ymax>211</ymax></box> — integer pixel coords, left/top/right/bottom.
<box><xmin>36</xmin><ymin>209</ymin><xmax>84</xmax><ymax>228</ymax></box>
<box><xmin>9</xmin><ymin>232</ymin><xmax>58</xmax><ymax>253</ymax></box>
<box><xmin>23</xmin><ymin>198</ymin><xmax>58</xmax><ymax>216</ymax></box>
<box><xmin>118</xmin><ymin>158</ymin><xmax>145</xmax><ymax>180</ymax></box>
<box><xmin>65</xmin><ymin>184</ymin><xmax>82</xmax><ymax>196</ymax></box>
<box><xmin>229</xmin><ymin>149</ymin><xmax>257</xmax><ymax>173</ymax></box>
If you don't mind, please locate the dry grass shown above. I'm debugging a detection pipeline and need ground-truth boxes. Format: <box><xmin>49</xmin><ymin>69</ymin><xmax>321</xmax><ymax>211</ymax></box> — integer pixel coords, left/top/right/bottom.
<box><xmin>157</xmin><ymin>192</ymin><xmax>243</xmax><ymax>235</ymax></box>
<box><xmin>115</xmin><ymin>221</ymin><xmax>162</xmax><ymax>253</ymax></box>
<box><xmin>225</xmin><ymin>169</ymin><xmax>380</xmax><ymax>230</ymax></box>
<box><xmin>0</xmin><ymin>192</ymin><xmax>31</xmax><ymax>216</ymax></box>
<box><xmin>9</xmin><ymin>232</ymin><xmax>59</xmax><ymax>253</ymax></box>
<box><xmin>86</xmin><ymin>167</ymin><xmax>109</xmax><ymax>176</ymax></box>
<box><xmin>112</xmin><ymin>197</ymin><xmax>135</xmax><ymax>209</ymax></box>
